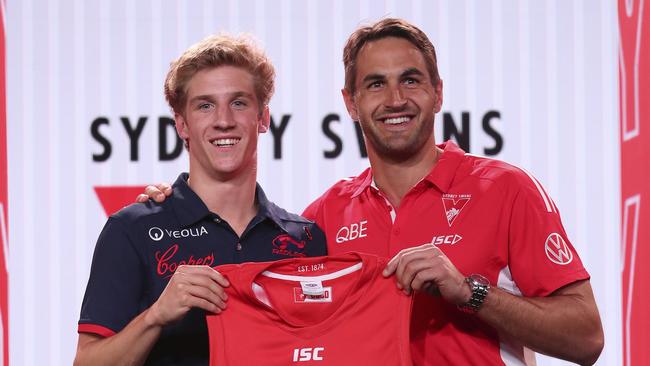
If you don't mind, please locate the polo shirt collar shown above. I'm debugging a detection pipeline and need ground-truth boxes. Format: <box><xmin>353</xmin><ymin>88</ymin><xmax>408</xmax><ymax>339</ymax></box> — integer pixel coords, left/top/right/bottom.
<box><xmin>349</xmin><ymin>140</ymin><xmax>466</xmax><ymax>198</ymax></box>
<box><xmin>422</xmin><ymin>140</ymin><xmax>466</xmax><ymax>193</ymax></box>
<box><xmin>170</xmin><ymin>173</ymin><xmax>290</xmax><ymax>231</ymax></box>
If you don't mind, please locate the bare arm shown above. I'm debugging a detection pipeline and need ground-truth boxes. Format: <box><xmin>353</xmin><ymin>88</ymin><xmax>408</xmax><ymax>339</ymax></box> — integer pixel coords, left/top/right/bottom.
<box><xmin>74</xmin><ymin>310</ymin><xmax>162</xmax><ymax>366</ymax></box>
<box><xmin>479</xmin><ymin>280</ymin><xmax>603</xmax><ymax>365</ymax></box>
<box><xmin>74</xmin><ymin>265</ymin><xmax>229</xmax><ymax>366</ymax></box>
<box><xmin>384</xmin><ymin>243</ymin><xmax>604</xmax><ymax>366</ymax></box>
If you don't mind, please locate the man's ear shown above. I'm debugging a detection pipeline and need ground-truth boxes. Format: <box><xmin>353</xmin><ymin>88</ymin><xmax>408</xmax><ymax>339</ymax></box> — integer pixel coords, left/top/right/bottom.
<box><xmin>175</xmin><ymin>112</ymin><xmax>190</xmax><ymax>140</ymax></box>
<box><xmin>258</xmin><ymin>105</ymin><xmax>270</xmax><ymax>133</ymax></box>
<box><xmin>342</xmin><ymin>88</ymin><xmax>359</xmax><ymax>121</ymax></box>
<box><xmin>433</xmin><ymin>79</ymin><xmax>443</xmax><ymax>113</ymax></box>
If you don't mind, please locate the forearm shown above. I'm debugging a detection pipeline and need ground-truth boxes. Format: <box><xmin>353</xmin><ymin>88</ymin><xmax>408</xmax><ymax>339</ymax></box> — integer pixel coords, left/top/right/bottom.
<box><xmin>74</xmin><ymin>308</ymin><xmax>163</xmax><ymax>366</ymax></box>
<box><xmin>476</xmin><ymin>281</ymin><xmax>603</xmax><ymax>365</ymax></box>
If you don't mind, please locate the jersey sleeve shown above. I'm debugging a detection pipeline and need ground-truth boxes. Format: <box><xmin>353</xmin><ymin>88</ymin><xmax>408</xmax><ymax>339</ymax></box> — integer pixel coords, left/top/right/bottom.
<box><xmin>78</xmin><ymin>216</ymin><xmax>146</xmax><ymax>337</ymax></box>
<box><xmin>507</xmin><ymin>176</ymin><xmax>589</xmax><ymax>297</ymax></box>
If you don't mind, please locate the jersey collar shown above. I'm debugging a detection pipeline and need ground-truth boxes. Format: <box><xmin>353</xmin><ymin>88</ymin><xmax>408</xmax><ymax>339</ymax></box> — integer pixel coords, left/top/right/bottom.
<box><xmin>350</xmin><ymin>140</ymin><xmax>466</xmax><ymax>198</ymax></box>
<box><xmin>170</xmin><ymin>173</ymin><xmax>294</xmax><ymax>231</ymax></box>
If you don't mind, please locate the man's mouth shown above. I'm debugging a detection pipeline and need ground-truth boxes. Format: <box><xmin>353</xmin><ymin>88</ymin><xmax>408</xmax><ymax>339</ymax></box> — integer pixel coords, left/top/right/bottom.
<box><xmin>211</xmin><ymin>138</ymin><xmax>241</xmax><ymax>147</ymax></box>
<box><xmin>381</xmin><ymin>116</ymin><xmax>412</xmax><ymax>125</ymax></box>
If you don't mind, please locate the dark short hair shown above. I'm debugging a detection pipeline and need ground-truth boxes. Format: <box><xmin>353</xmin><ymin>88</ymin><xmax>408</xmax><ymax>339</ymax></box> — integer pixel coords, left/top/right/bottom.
<box><xmin>343</xmin><ymin>18</ymin><xmax>441</xmax><ymax>93</ymax></box>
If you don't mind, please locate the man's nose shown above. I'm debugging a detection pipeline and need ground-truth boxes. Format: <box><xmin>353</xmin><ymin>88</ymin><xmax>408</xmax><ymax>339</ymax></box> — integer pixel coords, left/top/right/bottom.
<box><xmin>213</xmin><ymin>106</ymin><xmax>236</xmax><ymax>129</ymax></box>
<box><xmin>385</xmin><ymin>85</ymin><xmax>407</xmax><ymax>109</ymax></box>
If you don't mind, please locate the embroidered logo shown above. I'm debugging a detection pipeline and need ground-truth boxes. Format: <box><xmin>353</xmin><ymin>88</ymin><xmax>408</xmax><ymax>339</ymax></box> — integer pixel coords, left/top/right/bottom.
<box><xmin>272</xmin><ymin>234</ymin><xmax>306</xmax><ymax>257</ymax></box>
<box><xmin>154</xmin><ymin>244</ymin><xmax>215</xmax><ymax>278</ymax></box>
<box><xmin>441</xmin><ymin>194</ymin><xmax>471</xmax><ymax>227</ymax></box>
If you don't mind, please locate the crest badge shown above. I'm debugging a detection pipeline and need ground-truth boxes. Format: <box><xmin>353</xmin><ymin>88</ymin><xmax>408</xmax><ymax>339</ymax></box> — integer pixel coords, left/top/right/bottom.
<box><xmin>441</xmin><ymin>194</ymin><xmax>471</xmax><ymax>227</ymax></box>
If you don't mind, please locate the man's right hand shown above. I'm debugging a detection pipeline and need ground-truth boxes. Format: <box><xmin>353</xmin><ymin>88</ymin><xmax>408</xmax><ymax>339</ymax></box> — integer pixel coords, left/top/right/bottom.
<box><xmin>136</xmin><ymin>183</ymin><xmax>173</xmax><ymax>203</ymax></box>
<box><xmin>146</xmin><ymin>265</ymin><xmax>230</xmax><ymax>327</ymax></box>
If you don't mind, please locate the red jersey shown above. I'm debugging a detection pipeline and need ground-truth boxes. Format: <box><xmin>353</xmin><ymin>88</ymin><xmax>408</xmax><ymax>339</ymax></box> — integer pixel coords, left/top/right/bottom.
<box><xmin>207</xmin><ymin>252</ymin><xmax>413</xmax><ymax>366</ymax></box>
<box><xmin>303</xmin><ymin>141</ymin><xmax>589</xmax><ymax>366</ymax></box>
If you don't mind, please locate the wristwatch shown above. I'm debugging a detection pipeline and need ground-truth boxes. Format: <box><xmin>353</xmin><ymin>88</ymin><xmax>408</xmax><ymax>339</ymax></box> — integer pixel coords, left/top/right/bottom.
<box><xmin>458</xmin><ymin>274</ymin><xmax>490</xmax><ymax>314</ymax></box>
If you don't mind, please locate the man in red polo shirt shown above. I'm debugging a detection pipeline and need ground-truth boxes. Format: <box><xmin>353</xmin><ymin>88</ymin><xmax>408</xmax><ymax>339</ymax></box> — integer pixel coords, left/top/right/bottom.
<box><xmin>141</xmin><ymin>18</ymin><xmax>604</xmax><ymax>366</ymax></box>
<box><xmin>302</xmin><ymin>18</ymin><xmax>604</xmax><ymax>366</ymax></box>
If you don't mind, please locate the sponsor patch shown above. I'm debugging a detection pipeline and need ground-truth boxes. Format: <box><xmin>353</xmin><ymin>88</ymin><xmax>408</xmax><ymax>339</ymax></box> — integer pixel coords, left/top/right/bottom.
<box><xmin>272</xmin><ymin>234</ymin><xmax>306</xmax><ymax>257</ymax></box>
<box><xmin>544</xmin><ymin>232</ymin><xmax>573</xmax><ymax>265</ymax></box>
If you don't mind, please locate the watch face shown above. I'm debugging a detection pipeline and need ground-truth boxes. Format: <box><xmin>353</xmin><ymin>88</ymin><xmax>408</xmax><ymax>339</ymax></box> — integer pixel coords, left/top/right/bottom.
<box><xmin>470</xmin><ymin>274</ymin><xmax>490</xmax><ymax>287</ymax></box>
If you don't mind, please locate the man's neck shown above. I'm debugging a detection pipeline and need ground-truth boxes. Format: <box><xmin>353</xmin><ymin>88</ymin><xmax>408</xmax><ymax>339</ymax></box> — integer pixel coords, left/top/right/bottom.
<box><xmin>369</xmin><ymin>142</ymin><xmax>442</xmax><ymax>209</ymax></box>
<box><xmin>188</xmin><ymin>167</ymin><xmax>258</xmax><ymax>237</ymax></box>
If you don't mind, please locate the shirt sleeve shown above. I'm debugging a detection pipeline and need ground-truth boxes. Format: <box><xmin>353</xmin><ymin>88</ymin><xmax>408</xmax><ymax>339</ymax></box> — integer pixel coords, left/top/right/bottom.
<box><xmin>507</xmin><ymin>177</ymin><xmax>589</xmax><ymax>297</ymax></box>
<box><xmin>78</xmin><ymin>216</ymin><xmax>146</xmax><ymax>337</ymax></box>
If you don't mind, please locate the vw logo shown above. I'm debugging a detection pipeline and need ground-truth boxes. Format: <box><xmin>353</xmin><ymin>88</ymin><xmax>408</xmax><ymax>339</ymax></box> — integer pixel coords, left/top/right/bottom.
<box><xmin>544</xmin><ymin>232</ymin><xmax>573</xmax><ymax>265</ymax></box>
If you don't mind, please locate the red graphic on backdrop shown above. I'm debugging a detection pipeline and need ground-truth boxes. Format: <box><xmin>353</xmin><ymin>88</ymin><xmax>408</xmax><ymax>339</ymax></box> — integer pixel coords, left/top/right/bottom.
<box><xmin>619</xmin><ymin>0</ymin><xmax>649</xmax><ymax>365</ymax></box>
<box><xmin>0</xmin><ymin>4</ymin><xmax>10</xmax><ymax>364</ymax></box>
<box><xmin>94</xmin><ymin>186</ymin><xmax>148</xmax><ymax>216</ymax></box>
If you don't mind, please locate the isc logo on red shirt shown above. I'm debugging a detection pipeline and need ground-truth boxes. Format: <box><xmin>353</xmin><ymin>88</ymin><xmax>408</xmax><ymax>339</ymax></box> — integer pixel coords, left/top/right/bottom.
<box><xmin>293</xmin><ymin>347</ymin><xmax>324</xmax><ymax>362</ymax></box>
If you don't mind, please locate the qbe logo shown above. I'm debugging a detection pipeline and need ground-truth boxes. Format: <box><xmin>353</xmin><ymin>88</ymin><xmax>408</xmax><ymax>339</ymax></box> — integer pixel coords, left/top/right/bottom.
<box><xmin>335</xmin><ymin>220</ymin><xmax>367</xmax><ymax>243</ymax></box>
<box><xmin>292</xmin><ymin>347</ymin><xmax>324</xmax><ymax>362</ymax></box>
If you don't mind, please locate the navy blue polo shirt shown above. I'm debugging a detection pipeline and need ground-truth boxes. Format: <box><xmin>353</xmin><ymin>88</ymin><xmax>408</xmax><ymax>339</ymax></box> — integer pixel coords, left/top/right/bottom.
<box><xmin>78</xmin><ymin>173</ymin><xmax>327</xmax><ymax>366</ymax></box>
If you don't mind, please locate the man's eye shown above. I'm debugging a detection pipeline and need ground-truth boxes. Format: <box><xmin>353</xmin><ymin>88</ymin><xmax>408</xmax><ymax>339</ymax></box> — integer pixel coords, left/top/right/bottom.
<box><xmin>232</xmin><ymin>100</ymin><xmax>247</xmax><ymax>108</ymax></box>
<box><xmin>368</xmin><ymin>81</ymin><xmax>383</xmax><ymax>89</ymax></box>
<box><xmin>403</xmin><ymin>78</ymin><xmax>418</xmax><ymax>85</ymax></box>
<box><xmin>198</xmin><ymin>103</ymin><xmax>213</xmax><ymax>110</ymax></box>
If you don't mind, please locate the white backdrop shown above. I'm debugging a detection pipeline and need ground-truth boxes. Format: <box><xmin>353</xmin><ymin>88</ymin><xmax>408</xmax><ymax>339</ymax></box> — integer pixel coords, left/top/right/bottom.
<box><xmin>6</xmin><ymin>1</ymin><xmax>620</xmax><ymax>365</ymax></box>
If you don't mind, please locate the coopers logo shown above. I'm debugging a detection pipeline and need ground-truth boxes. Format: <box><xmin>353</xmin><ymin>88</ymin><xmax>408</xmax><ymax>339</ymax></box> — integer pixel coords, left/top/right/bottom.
<box><xmin>335</xmin><ymin>220</ymin><xmax>368</xmax><ymax>243</ymax></box>
<box><xmin>148</xmin><ymin>226</ymin><xmax>209</xmax><ymax>241</ymax></box>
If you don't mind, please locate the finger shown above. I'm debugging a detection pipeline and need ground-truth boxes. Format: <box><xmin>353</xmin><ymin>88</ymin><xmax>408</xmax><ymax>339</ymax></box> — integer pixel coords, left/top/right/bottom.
<box><xmin>157</xmin><ymin>183</ymin><xmax>173</xmax><ymax>196</ymax></box>
<box><xmin>183</xmin><ymin>274</ymin><xmax>229</xmax><ymax>302</ymax></box>
<box><xmin>136</xmin><ymin>194</ymin><xmax>149</xmax><ymax>203</ymax></box>
<box><xmin>185</xmin><ymin>284</ymin><xmax>228</xmax><ymax>310</ymax></box>
<box><xmin>410</xmin><ymin>267</ymin><xmax>440</xmax><ymax>292</ymax></box>
<box><xmin>393</xmin><ymin>247</ymin><xmax>433</xmax><ymax>285</ymax></box>
<box><xmin>397</xmin><ymin>257</ymin><xmax>440</xmax><ymax>294</ymax></box>
<box><xmin>183</xmin><ymin>292</ymin><xmax>226</xmax><ymax>313</ymax></box>
<box><xmin>176</xmin><ymin>266</ymin><xmax>230</xmax><ymax>292</ymax></box>
<box><xmin>383</xmin><ymin>252</ymin><xmax>403</xmax><ymax>277</ymax></box>
<box><xmin>144</xmin><ymin>185</ymin><xmax>166</xmax><ymax>202</ymax></box>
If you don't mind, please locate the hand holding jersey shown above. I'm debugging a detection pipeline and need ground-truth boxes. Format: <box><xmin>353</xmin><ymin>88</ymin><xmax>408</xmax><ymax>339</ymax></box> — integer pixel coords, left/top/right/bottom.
<box><xmin>148</xmin><ymin>265</ymin><xmax>230</xmax><ymax>326</ymax></box>
<box><xmin>383</xmin><ymin>243</ymin><xmax>471</xmax><ymax>305</ymax></box>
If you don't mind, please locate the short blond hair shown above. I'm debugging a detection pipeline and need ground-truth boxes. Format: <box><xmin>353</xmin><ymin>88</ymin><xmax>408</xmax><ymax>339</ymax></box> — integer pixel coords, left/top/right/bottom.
<box><xmin>164</xmin><ymin>34</ymin><xmax>275</xmax><ymax>114</ymax></box>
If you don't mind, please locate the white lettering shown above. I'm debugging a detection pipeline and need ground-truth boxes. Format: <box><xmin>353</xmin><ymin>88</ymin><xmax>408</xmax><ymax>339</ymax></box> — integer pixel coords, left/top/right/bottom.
<box><xmin>431</xmin><ymin>234</ymin><xmax>462</xmax><ymax>246</ymax></box>
<box><xmin>335</xmin><ymin>220</ymin><xmax>368</xmax><ymax>243</ymax></box>
<box><xmin>154</xmin><ymin>226</ymin><xmax>210</xmax><ymax>241</ymax></box>
<box><xmin>293</xmin><ymin>347</ymin><xmax>324</xmax><ymax>362</ymax></box>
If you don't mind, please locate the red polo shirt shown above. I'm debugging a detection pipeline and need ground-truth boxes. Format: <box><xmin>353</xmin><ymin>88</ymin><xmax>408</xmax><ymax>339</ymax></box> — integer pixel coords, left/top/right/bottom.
<box><xmin>303</xmin><ymin>141</ymin><xmax>589</xmax><ymax>365</ymax></box>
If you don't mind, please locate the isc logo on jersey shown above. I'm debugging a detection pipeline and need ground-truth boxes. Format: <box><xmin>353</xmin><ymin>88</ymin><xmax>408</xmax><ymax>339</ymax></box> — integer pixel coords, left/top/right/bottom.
<box><xmin>293</xmin><ymin>347</ymin><xmax>324</xmax><ymax>362</ymax></box>
<box><xmin>431</xmin><ymin>234</ymin><xmax>463</xmax><ymax>245</ymax></box>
